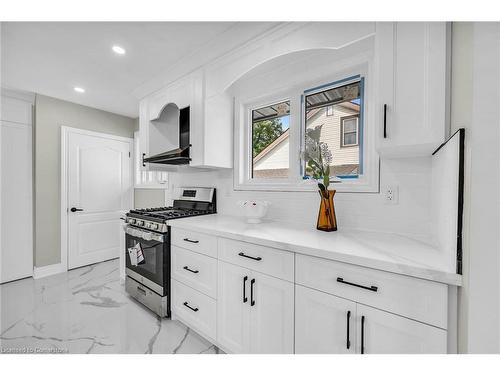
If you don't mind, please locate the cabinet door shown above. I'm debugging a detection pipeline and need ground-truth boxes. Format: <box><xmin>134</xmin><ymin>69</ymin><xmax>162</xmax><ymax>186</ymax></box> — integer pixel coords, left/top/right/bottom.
<box><xmin>377</xmin><ymin>22</ymin><xmax>449</xmax><ymax>154</ymax></box>
<box><xmin>217</xmin><ymin>261</ymin><xmax>251</xmax><ymax>353</ymax></box>
<box><xmin>356</xmin><ymin>305</ymin><xmax>447</xmax><ymax>354</ymax></box>
<box><xmin>248</xmin><ymin>271</ymin><xmax>294</xmax><ymax>354</ymax></box>
<box><xmin>295</xmin><ymin>285</ymin><xmax>356</xmax><ymax>354</ymax></box>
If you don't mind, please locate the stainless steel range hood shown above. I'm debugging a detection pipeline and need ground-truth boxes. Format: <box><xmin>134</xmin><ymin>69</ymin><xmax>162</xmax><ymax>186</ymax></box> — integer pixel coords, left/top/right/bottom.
<box><xmin>143</xmin><ymin>145</ymin><xmax>190</xmax><ymax>165</ymax></box>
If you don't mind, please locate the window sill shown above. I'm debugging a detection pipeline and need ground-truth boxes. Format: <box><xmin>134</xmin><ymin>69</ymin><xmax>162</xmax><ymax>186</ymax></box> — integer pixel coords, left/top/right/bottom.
<box><xmin>233</xmin><ymin>178</ymin><xmax>379</xmax><ymax>193</ymax></box>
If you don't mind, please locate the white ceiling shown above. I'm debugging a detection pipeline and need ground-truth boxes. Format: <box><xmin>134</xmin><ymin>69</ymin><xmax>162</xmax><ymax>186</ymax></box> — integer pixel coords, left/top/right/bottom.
<box><xmin>1</xmin><ymin>22</ymin><xmax>278</xmax><ymax>117</ymax></box>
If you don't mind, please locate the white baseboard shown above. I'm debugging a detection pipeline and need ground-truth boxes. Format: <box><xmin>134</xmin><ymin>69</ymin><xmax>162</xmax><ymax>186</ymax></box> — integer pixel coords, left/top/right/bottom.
<box><xmin>33</xmin><ymin>263</ymin><xmax>66</xmax><ymax>279</ymax></box>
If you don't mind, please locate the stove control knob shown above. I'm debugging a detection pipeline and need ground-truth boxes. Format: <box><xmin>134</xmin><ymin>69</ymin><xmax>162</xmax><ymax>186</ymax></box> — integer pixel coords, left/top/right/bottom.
<box><xmin>150</xmin><ymin>223</ymin><xmax>158</xmax><ymax>230</ymax></box>
<box><xmin>128</xmin><ymin>218</ymin><xmax>136</xmax><ymax>224</ymax></box>
<box><xmin>136</xmin><ymin>220</ymin><xmax>144</xmax><ymax>226</ymax></box>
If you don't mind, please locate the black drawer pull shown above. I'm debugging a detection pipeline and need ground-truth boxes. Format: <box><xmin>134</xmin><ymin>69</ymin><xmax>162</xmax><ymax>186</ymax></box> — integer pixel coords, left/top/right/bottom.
<box><xmin>250</xmin><ymin>278</ymin><xmax>256</xmax><ymax>306</ymax></box>
<box><xmin>183</xmin><ymin>301</ymin><xmax>199</xmax><ymax>312</ymax></box>
<box><xmin>243</xmin><ymin>276</ymin><xmax>248</xmax><ymax>303</ymax></box>
<box><xmin>336</xmin><ymin>277</ymin><xmax>378</xmax><ymax>292</ymax></box>
<box><xmin>361</xmin><ymin>315</ymin><xmax>365</xmax><ymax>354</ymax></box>
<box><xmin>383</xmin><ymin>104</ymin><xmax>388</xmax><ymax>138</ymax></box>
<box><xmin>183</xmin><ymin>238</ymin><xmax>199</xmax><ymax>244</ymax></box>
<box><xmin>346</xmin><ymin>310</ymin><xmax>351</xmax><ymax>350</ymax></box>
<box><xmin>183</xmin><ymin>266</ymin><xmax>199</xmax><ymax>274</ymax></box>
<box><xmin>238</xmin><ymin>252</ymin><xmax>262</xmax><ymax>261</ymax></box>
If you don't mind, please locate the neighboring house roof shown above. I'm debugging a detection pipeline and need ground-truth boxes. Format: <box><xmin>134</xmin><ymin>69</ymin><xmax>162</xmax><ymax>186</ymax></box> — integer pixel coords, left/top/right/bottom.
<box><xmin>253</xmin><ymin>102</ymin><xmax>360</xmax><ymax>168</ymax></box>
<box><xmin>253</xmin><ymin>128</ymin><xmax>290</xmax><ymax>164</ymax></box>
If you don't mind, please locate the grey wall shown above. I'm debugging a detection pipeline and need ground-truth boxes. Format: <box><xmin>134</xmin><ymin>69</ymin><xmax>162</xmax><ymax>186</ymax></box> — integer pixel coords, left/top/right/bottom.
<box><xmin>34</xmin><ymin>94</ymin><xmax>136</xmax><ymax>267</ymax></box>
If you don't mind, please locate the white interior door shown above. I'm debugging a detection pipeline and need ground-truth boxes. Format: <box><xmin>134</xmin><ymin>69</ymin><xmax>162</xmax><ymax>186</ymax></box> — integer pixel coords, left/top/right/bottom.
<box><xmin>66</xmin><ymin>129</ymin><xmax>132</xmax><ymax>270</ymax></box>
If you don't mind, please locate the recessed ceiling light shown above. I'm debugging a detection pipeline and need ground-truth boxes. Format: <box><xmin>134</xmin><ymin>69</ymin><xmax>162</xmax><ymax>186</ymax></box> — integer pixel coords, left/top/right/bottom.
<box><xmin>112</xmin><ymin>45</ymin><xmax>126</xmax><ymax>55</ymax></box>
<box><xmin>74</xmin><ymin>87</ymin><xmax>85</xmax><ymax>93</ymax></box>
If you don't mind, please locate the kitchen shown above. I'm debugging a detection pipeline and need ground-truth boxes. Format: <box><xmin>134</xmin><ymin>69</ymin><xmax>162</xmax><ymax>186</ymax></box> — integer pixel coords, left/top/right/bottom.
<box><xmin>1</xmin><ymin>4</ymin><xmax>500</xmax><ymax>367</ymax></box>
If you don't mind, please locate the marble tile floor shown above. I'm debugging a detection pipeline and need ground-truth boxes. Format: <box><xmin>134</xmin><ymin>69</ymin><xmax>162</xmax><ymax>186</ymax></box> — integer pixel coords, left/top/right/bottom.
<box><xmin>0</xmin><ymin>259</ymin><xmax>218</xmax><ymax>354</ymax></box>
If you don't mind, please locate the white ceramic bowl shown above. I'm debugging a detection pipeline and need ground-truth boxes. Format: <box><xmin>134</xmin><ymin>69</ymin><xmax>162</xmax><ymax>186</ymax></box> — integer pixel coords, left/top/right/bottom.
<box><xmin>237</xmin><ymin>200</ymin><xmax>271</xmax><ymax>224</ymax></box>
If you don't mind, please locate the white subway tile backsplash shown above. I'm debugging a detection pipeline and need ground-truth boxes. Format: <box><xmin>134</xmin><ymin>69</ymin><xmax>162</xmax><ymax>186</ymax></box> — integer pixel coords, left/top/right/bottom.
<box><xmin>170</xmin><ymin>157</ymin><xmax>433</xmax><ymax>243</ymax></box>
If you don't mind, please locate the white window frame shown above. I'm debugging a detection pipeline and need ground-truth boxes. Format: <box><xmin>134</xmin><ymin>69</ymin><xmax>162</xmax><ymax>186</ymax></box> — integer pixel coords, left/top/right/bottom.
<box><xmin>234</xmin><ymin>64</ymin><xmax>379</xmax><ymax>193</ymax></box>
<box><xmin>134</xmin><ymin>131</ymin><xmax>168</xmax><ymax>189</ymax></box>
<box><xmin>340</xmin><ymin>115</ymin><xmax>359</xmax><ymax>147</ymax></box>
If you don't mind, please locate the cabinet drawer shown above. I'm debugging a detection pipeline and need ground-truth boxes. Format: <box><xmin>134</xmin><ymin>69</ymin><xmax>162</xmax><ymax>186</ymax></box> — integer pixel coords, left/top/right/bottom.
<box><xmin>295</xmin><ymin>254</ymin><xmax>448</xmax><ymax>328</ymax></box>
<box><xmin>172</xmin><ymin>279</ymin><xmax>216</xmax><ymax>342</ymax></box>
<box><xmin>171</xmin><ymin>228</ymin><xmax>217</xmax><ymax>258</ymax></box>
<box><xmin>218</xmin><ymin>238</ymin><xmax>294</xmax><ymax>282</ymax></box>
<box><xmin>172</xmin><ymin>246</ymin><xmax>217</xmax><ymax>298</ymax></box>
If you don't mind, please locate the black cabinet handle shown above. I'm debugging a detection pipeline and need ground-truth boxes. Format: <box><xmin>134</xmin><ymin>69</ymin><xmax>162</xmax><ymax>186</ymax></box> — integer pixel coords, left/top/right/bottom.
<box><xmin>183</xmin><ymin>238</ymin><xmax>199</xmax><ymax>244</ymax></box>
<box><xmin>250</xmin><ymin>278</ymin><xmax>256</xmax><ymax>306</ymax></box>
<box><xmin>243</xmin><ymin>276</ymin><xmax>248</xmax><ymax>303</ymax></box>
<box><xmin>183</xmin><ymin>266</ymin><xmax>199</xmax><ymax>274</ymax></box>
<box><xmin>361</xmin><ymin>315</ymin><xmax>365</xmax><ymax>354</ymax></box>
<box><xmin>346</xmin><ymin>310</ymin><xmax>351</xmax><ymax>350</ymax></box>
<box><xmin>336</xmin><ymin>277</ymin><xmax>378</xmax><ymax>292</ymax></box>
<box><xmin>183</xmin><ymin>301</ymin><xmax>199</xmax><ymax>312</ymax></box>
<box><xmin>238</xmin><ymin>252</ymin><xmax>262</xmax><ymax>261</ymax></box>
<box><xmin>142</xmin><ymin>153</ymin><xmax>146</xmax><ymax>167</ymax></box>
<box><xmin>383</xmin><ymin>104</ymin><xmax>388</xmax><ymax>138</ymax></box>
<box><xmin>70</xmin><ymin>207</ymin><xmax>83</xmax><ymax>212</ymax></box>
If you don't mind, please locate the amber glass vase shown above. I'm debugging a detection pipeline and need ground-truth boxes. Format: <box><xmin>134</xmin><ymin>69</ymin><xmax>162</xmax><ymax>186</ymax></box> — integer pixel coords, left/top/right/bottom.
<box><xmin>316</xmin><ymin>190</ymin><xmax>337</xmax><ymax>232</ymax></box>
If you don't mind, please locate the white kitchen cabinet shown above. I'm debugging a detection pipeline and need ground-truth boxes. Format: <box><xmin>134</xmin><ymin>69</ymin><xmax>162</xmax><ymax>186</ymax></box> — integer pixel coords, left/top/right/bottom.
<box><xmin>139</xmin><ymin>70</ymin><xmax>232</xmax><ymax>171</ymax></box>
<box><xmin>248</xmin><ymin>270</ymin><xmax>294</xmax><ymax>354</ymax></box>
<box><xmin>1</xmin><ymin>90</ymin><xmax>34</xmax><ymax>283</ymax></box>
<box><xmin>295</xmin><ymin>285</ymin><xmax>447</xmax><ymax>354</ymax></box>
<box><xmin>217</xmin><ymin>260</ymin><xmax>294</xmax><ymax>354</ymax></box>
<box><xmin>295</xmin><ymin>285</ymin><xmax>356</xmax><ymax>354</ymax></box>
<box><xmin>376</xmin><ymin>22</ymin><xmax>450</xmax><ymax>157</ymax></box>
<box><xmin>356</xmin><ymin>304</ymin><xmax>447</xmax><ymax>354</ymax></box>
<box><xmin>217</xmin><ymin>261</ymin><xmax>250</xmax><ymax>353</ymax></box>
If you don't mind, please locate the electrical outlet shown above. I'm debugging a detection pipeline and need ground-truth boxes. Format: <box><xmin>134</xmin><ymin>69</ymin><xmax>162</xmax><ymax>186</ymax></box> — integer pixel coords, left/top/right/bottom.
<box><xmin>384</xmin><ymin>185</ymin><xmax>399</xmax><ymax>205</ymax></box>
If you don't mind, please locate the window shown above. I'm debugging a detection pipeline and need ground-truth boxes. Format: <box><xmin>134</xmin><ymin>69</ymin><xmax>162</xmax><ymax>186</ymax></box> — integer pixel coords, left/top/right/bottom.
<box><xmin>251</xmin><ymin>100</ymin><xmax>290</xmax><ymax>179</ymax></box>
<box><xmin>304</xmin><ymin>79</ymin><xmax>362</xmax><ymax>178</ymax></box>
<box><xmin>134</xmin><ymin>132</ymin><xmax>168</xmax><ymax>188</ymax></box>
<box><xmin>341</xmin><ymin>115</ymin><xmax>359</xmax><ymax>147</ymax></box>
<box><xmin>234</xmin><ymin>72</ymin><xmax>379</xmax><ymax>192</ymax></box>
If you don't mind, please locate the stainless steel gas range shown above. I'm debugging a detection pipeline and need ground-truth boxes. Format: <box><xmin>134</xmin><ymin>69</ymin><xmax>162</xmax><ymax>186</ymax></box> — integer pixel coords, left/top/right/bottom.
<box><xmin>124</xmin><ymin>187</ymin><xmax>216</xmax><ymax>317</ymax></box>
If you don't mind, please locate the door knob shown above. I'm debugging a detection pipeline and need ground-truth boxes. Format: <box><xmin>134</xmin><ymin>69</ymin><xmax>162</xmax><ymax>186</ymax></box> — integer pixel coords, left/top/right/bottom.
<box><xmin>70</xmin><ymin>207</ymin><xmax>84</xmax><ymax>212</ymax></box>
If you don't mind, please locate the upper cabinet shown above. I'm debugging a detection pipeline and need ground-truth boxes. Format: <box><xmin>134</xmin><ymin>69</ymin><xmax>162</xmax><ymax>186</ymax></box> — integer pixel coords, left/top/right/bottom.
<box><xmin>376</xmin><ymin>22</ymin><xmax>450</xmax><ymax>157</ymax></box>
<box><xmin>139</xmin><ymin>69</ymin><xmax>233</xmax><ymax>171</ymax></box>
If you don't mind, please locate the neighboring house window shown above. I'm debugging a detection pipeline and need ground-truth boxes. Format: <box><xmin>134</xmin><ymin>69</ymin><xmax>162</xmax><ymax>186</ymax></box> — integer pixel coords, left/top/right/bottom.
<box><xmin>251</xmin><ymin>100</ymin><xmax>290</xmax><ymax>179</ymax></box>
<box><xmin>304</xmin><ymin>79</ymin><xmax>362</xmax><ymax>179</ymax></box>
<box><xmin>341</xmin><ymin>115</ymin><xmax>359</xmax><ymax>147</ymax></box>
<box><xmin>134</xmin><ymin>132</ymin><xmax>168</xmax><ymax>187</ymax></box>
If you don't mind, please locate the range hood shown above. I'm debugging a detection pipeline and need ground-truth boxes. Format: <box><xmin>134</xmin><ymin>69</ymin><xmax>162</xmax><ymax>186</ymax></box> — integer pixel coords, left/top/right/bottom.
<box><xmin>143</xmin><ymin>106</ymin><xmax>191</xmax><ymax>166</ymax></box>
<box><xmin>143</xmin><ymin>145</ymin><xmax>190</xmax><ymax>165</ymax></box>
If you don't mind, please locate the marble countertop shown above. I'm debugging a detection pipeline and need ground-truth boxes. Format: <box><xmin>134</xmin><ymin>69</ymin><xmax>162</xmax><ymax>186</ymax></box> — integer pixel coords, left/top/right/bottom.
<box><xmin>168</xmin><ymin>215</ymin><xmax>462</xmax><ymax>286</ymax></box>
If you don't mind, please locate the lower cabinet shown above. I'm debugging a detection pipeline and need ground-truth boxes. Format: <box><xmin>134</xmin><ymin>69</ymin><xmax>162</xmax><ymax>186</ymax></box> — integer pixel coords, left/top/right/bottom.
<box><xmin>217</xmin><ymin>261</ymin><xmax>294</xmax><ymax>354</ymax></box>
<box><xmin>356</xmin><ymin>304</ymin><xmax>447</xmax><ymax>354</ymax></box>
<box><xmin>295</xmin><ymin>285</ymin><xmax>447</xmax><ymax>354</ymax></box>
<box><xmin>295</xmin><ymin>285</ymin><xmax>356</xmax><ymax>354</ymax></box>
